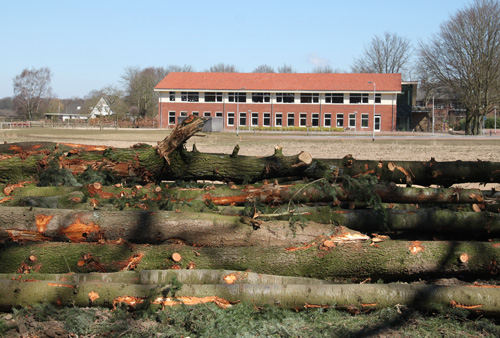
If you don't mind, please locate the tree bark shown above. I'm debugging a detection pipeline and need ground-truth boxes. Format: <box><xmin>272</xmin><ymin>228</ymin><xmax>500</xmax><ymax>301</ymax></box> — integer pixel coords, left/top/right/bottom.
<box><xmin>0</xmin><ymin>278</ymin><xmax>498</xmax><ymax>314</ymax></box>
<box><xmin>0</xmin><ymin>206</ymin><xmax>341</xmax><ymax>246</ymax></box>
<box><xmin>321</xmin><ymin>155</ymin><xmax>500</xmax><ymax>187</ymax></box>
<box><xmin>1</xmin><ymin>241</ymin><xmax>498</xmax><ymax>281</ymax></box>
<box><xmin>202</xmin><ymin>181</ymin><xmax>485</xmax><ymax>205</ymax></box>
<box><xmin>1</xmin><ymin>117</ymin><xmax>500</xmax><ymax>186</ymax></box>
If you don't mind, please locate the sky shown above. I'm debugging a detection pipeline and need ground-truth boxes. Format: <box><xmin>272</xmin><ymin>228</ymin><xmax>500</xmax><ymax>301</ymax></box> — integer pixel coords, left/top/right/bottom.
<box><xmin>1</xmin><ymin>0</ymin><xmax>473</xmax><ymax>99</ymax></box>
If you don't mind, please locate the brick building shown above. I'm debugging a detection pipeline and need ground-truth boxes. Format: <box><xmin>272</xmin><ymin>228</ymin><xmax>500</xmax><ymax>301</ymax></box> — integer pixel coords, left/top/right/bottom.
<box><xmin>154</xmin><ymin>72</ymin><xmax>402</xmax><ymax>132</ymax></box>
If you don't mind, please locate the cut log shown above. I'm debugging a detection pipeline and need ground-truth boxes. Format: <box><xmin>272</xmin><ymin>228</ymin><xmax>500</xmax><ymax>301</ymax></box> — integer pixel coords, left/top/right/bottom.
<box><xmin>283</xmin><ymin>205</ymin><xmax>500</xmax><ymax>235</ymax></box>
<box><xmin>203</xmin><ymin>181</ymin><xmax>485</xmax><ymax>205</ymax></box>
<box><xmin>1</xmin><ymin>241</ymin><xmax>499</xmax><ymax>281</ymax></box>
<box><xmin>321</xmin><ymin>155</ymin><xmax>500</xmax><ymax>187</ymax></box>
<box><xmin>0</xmin><ymin>278</ymin><xmax>498</xmax><ymax>314</ymax></box>
<box><xmin>0</xmin><ymin>206</ymin><xmax>340</xmax><ymax>246</ymax></box>
<box><xmin>2</xmin><ymin>117</ymin><xmax>500</xmax><ymax>186</ymax></box>
<box><xmin>0</xmin><ymin>269</ymin><xmax>334</xmax><ymax>286</ymax></box>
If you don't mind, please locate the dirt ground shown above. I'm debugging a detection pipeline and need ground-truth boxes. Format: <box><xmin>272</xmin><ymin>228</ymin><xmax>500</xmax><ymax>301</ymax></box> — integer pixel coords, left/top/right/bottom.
<box><xmin>2</xmin><ymin>127</ymin><xmax>500</xmax><ymax>162</ymax></box>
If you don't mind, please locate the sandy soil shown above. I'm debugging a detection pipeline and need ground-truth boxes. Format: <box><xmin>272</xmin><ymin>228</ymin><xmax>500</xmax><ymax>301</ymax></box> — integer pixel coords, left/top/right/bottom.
<box><xmin>3</xmin><ymin>128</ymin><xmax>500</xmax><ymax>162</ymax></box>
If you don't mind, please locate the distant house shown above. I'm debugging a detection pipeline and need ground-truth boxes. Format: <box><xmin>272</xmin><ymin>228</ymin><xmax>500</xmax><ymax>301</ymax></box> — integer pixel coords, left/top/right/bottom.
<box><xmin>44</xmin><ymin>99</ymin><xmax>89</xmax><ymax>121</ymax></box>
<box><xmin>90</xmin><ymin>97</ymin><xmax>114</xmax><ymax>118</ymax></box>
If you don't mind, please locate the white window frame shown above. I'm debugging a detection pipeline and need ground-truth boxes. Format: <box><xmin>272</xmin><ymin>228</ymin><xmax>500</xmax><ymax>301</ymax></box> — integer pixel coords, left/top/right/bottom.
<box><xmin>299</xmin><ymin>113</ymin><xmax>307</xmax><ymax>127</ymax></box>
<box><xmin>324</xmin><ymin>113</ymin><xmax>331</xmax><ymax>127</ymax></box>
<box><xmin>215</xmin><ymin>111</ymin><xmax>223</xmax><ymax>117</ymax></box>
<box><xmin>349</xmin><ymin>113</ymin><xmax>356</xmax><ymax>128</ymax></box>
<box><xmin>203</xmin><ymin>111</ymin><xmax>211</xmax><ymax>117</ymax></box>
<box><xmin>169</xmin><ymin>92</ymin><xmax>176</xmax><ymax>101</ymax></box>
<box><xmin>287</xmin><ymin>113</ymin><xmax>295</xmax><ymax>127</ymax></box>
<box><xmin>239</xmin><ymin>112</ymin><xmax>247</xmax><ymax>126</ymax></box>
<box><xmin>336</xmin><ymin>113</ymin><xmax>344</xmax><ymax>128</ymax></box>
<box><xmin>227</xmin><ymin>112</ymin><xmax>235</xmax><ymax>126</ymax></box>
<box><xmin>311</xmin><ymin>113</ymin><xmax>319</xmax><ymax>127</ymax></box>
<box><xmin>251</xmin><ymin>112</ymin><xmax>259</xmax><ymax>126</ymax></box>
<box><xmin>180</xmin><ymin>111</ymin><xmax>187</xmax><ymax>117</ymax></box>
<box><xmin>361</xmin><ymin>113</ymin><xmax>369</xmax><ymax>128</ymax></box>
<box><xmin>263</xmin><ymin>112</ymin><xmax>271</xmax><ymax>127</ymax></box>
<box><xmin>275</xmin><ymin>113</ymin><xmax>283</xmax><ymax>127</ymax></box>
<box><xmin>168</xmin><ymin>111</ymin><xmax>176</xmax><ymax>125</ymax></box>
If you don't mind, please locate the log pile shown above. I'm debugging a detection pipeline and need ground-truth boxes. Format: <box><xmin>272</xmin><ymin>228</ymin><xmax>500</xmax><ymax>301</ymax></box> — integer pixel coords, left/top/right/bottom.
<box><xmin>0</xmin><ymin>116</ymin><xmax>499</xmax><ymax>315</ymax></box>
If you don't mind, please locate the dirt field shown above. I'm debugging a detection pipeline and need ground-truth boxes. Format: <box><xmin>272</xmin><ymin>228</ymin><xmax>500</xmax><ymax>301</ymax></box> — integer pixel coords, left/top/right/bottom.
<box><xmin>2</xmin><ymin>127</ymin><xmax>500</xmax><ymax>162</ymax></box>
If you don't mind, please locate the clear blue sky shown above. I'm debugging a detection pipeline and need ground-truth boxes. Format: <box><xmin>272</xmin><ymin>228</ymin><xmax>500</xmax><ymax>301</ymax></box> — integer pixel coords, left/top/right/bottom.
<box><xmin>1</xmin><ymin>0</ymin><xmax>472</xmax><ymax>99</ymax></box>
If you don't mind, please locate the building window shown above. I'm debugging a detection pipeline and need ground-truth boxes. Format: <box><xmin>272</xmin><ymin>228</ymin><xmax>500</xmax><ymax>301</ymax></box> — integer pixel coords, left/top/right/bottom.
<box><xmin>205</xmin><ymin>92</ymin><xmax>222</xmax><ymax>102</ymax></box>
<box><xmin>349</xmin><ymin>113</ymin><xmax>356</xmax><ymax>128</ymax></box>
<box><xmin>227</xmin><ymin>112</ymin><xmax>235</xmax><ymax>126</ymax></box>
<box><xmin>361</xmin><ymin>113</ymin><xmax>369</xmax><ymax>128</ymax></box>
<box><xmin>169</xmin><ymin>92</ymin><xmax>175</xmax><ymax>101</ymax></box>
<box><xmin>263</xmin><ymin>113</ymin><xmax>271</xmax><ymax>126</ymax></box>
<box><xmin>275</xmin><ymin>113</ymin><xmax>282</xmax><ymax>126</ymax></box>
<box><xmin>204</xmin><ymin>111</ymin><xmax>211</xmax><ymax>117</ymax></box>
<box><xmin>325</xmin><ymin>93</ymin><xmax>344</xmax><ymax>103</ymax></box>
<box><xmin>168</xmin><ymin>111</ymin><xmax>176</xmax><ymax>125</ymax></box>
<box><xmin>181</xmin><ymin>92</ymin><xmax>199</xmax><ymax>102</ymax></box>
<box><xmin>349</xmin><ymin>93</ymin><xmax>368</xmax><ymax>104</ymax></box>
<box><xmin>191</xmin><ymin>111</ymin><xmax>199</xmax><ymax>116</ymax></box>
<box><xmin>180</xmin><ymin>111</ymin><xmax>187</xmax><ymax>117</ymax></box>
<box><xmin>215</xmin><ymin>111</ymin><xmax>223</xmax><ymax>117</ymax></box>
<box><xmin>324</xmin><ymin>113</ymin><xmax>331</xmax><ymax>127</ymax></box>
<box><xmin>239</xmin><ymin>112</ymin><xmax>247</xmax><ymax>126</ymax></box>
<box><xmin>300</xmin><ymin>113</ymin><xmax>307</xmax><ymax>127</ymax></box>
<box><xmin>300</xmin><ymin>93</ymin><xmax>319</xmax><ymax>103</ymax></box>
<box><xmin>228</xmin><ymin>92</ymin><xmax>246</xmax><ymax>102</ymax></box>
<box><xmin>252</xmin><ymin>92</ymin><xmax>270</xmax><ymax>103</ymax></box>
<box><xmin>311</xmin><ymin>113</ymin><xmax>319</xmax><ymax>127</ymax></box>
<box><xmin>251</xmin><ymin>112</ymin><xmax>259</xmax><ymax>126</ymax></box>
<box><xmin>276</xmin><ymin>93</ymin><xmax>294</xmax><ymax>103</ymax></box>
<box><xmin>287</xmin><ymin>113</ymin><xmax>295</xmax><ymax>127</ymax></box>
<box><xmin>375</xmin><ymin>94</ymin><xmax>381</xmax><ymax>104</ymax></box>
<box><xmin>336</xmin><ymin>113</ymin><xmax>344</xmax><ymax>128</ymax></box>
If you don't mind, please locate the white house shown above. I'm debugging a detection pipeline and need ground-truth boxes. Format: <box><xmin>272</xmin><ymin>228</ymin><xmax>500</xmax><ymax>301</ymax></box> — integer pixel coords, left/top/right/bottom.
<box><xmin>90</xmin><ymin>97</ymin><xmax>114</xmax><ymax>118</ymax></box>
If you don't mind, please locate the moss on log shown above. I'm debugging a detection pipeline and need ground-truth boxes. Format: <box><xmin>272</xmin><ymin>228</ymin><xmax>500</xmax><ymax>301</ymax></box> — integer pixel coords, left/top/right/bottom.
<box><xmin>0</xmin><ymin>278</ymin><xmax>499</xmax><ymax>314</ymax></box>
<box><xmin>1</xmin><ymin>240</ymin><xmax>499</xmax><ymax>281</ymax></box>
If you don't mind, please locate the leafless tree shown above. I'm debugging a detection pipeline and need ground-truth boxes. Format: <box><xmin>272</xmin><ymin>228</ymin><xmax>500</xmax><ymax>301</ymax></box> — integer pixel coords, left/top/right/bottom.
<box><xmin>351</xmin><ymin>32</ymin><xmax>413</xmax><ymax>77</ymax></box>
<box><xmin>121</xmin><ymin>67</ymin><xmax>168</xmax><ymax>119</ymax></box>
<box><xmin>277</xmin><ymin>64</ymin><xmax>296</xmax><ymax>73</ymax></box>
<box><xmin>166</xmin><ymin>64</ymin><xmax>195</xmax><ymax>73</ymax></box>
<box><xmin>253</xmin><ymin>64</ymin><xmax>275</xmax><ymax>73</ymax></box>
<box><xmin>312</xmin><ymin>65</ymin><xmax>335</xmax><ymax>73</ymax></box>
<box><xmin>12</xmin><ymin>67</ymin><xmax>52</xmax><ymax>120</ymax></box>
<box><xmin>208</xmin><ymin>63</ymin><xmax>238</xmax><ymax>72</ymax></box>
<box><xmin>418</xmin><ymin>0</ymin><xmax>500</xmax><ymax>135</ymax></box>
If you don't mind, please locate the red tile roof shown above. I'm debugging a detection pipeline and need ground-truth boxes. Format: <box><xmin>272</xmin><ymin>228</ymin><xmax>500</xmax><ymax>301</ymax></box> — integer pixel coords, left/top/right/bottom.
<box><xmin>155</xmin><ymin>72</ymin><xmax>401</xmax><ymax>92</ymax></box>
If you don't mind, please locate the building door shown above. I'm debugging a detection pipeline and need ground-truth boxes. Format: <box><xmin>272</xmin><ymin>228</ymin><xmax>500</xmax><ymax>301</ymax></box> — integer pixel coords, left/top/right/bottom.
<box><xmin>374</xmin><ymin>115</ymin><xmax>381</xmax><ymax>131</ymax></box>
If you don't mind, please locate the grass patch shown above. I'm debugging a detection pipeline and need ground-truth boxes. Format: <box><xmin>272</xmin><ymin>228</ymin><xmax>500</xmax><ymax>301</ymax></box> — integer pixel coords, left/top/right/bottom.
<box><xmin>2</xmin><ymin>303</ymin><xmax>500</xmax><ymax>337</ymax></box>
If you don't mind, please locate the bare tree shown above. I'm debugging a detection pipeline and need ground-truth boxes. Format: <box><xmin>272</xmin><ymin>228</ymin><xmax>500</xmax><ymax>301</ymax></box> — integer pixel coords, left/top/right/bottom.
<box><xmin>351</xmin><ymin>32</ymin><xmax>413</xmax><ymax>76</ymax></box>
<box><xmin>166</xmin><ymin>64</ymin><xmax>195</xmax><ymax>73</ymax></box>
<box><xmin>253</xmin><ymin>64</ymin><xmax>275</xmax><ymax>73</ymax></box>
<box><xmin>312</xmin><ymin>65</ymin><xmax>335</xmax><ymax>73</ymax></box>
<box><xmin>418</xmin><ymin>0</ymin><xmax>500</xmax><ymax>135</ymax></box>
<box><xmin>121</xmin><ymin>67</ymin><xmax>168</xmax><ymax>119</ymax></box>
<box><xmin>277</xmin><ymin>64</ymin><xmax>296</xmax><ymax>73</ymax></box>
<box><xmin>208</xmin><ymin>63</ymin><xmax>238</xmax><ymax>72</ymax></box>
<box><xmin>12</xmin><ymin>67</ymin><xmax>52</xmax><ymax>120</ymax></box>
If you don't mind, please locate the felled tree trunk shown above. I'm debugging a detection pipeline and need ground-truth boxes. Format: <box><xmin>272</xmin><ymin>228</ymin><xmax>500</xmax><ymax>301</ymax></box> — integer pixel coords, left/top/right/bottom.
<box><xmin>0</xmin><ymin>206</ymin><xmax>345</xmax><ymax>246</ymax></box>
<box><xmin>1</xmin><ymin>240</ymin><xmax>498</xmax><ymax>281</ymax></box>
<box><xmin>0</xmin><ymin>278</ymin><xmax>498</xmax><ymax>314</ymax></box>
<box><xmin>1</xmin><ymin>116</ymin><xmax>500</xmax><ymax>186</ymax></box>
<box><xmin>321</xmin><ymin>155</ymin><xmax>500</xmax><ymax>187</ymax></box>
<box><xmin>0</xmin><ymin>117</ymin><xmax>313</xmax><ymax>185</ymax></box>
<box><xmin>202</xmin><ymin>181</ymin><xmax>485</xmax><ymax>205</ymax></box>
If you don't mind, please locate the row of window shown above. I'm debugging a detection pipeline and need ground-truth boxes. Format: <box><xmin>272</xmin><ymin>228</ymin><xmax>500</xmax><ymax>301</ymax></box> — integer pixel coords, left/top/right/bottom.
<box><xmin>167</xmin><ymin>111</ymin><xmax>380</xmax><ymax>129</ymax></box>
<box><xmin>169</xmin><ymin>92</ymin><xmax>381</xmax><ymax>104</ymax></box>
